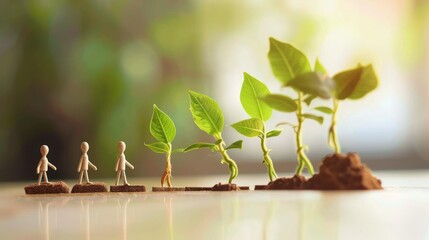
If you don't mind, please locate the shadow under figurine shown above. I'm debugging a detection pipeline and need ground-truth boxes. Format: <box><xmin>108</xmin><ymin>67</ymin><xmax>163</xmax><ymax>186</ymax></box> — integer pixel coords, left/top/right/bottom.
<box><xmin>71</xmin><ymin>142</ymin><xmax>107</xmax><ymax>193</ymax></box>
<box><xmin>24</xmin><ymin>145</ymin><xmax>69</xmax><ymax>194</ymax></box>
<box><xmin>110</xmin><ymin>141</ymin><xmax>146</xmax><ymax>192</ymax></box>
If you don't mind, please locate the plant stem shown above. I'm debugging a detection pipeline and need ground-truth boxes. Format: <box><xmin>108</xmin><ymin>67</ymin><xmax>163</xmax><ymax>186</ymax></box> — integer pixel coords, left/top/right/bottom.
<box><xmin>330</xmin><ymin>99</ymin><xmax>341</xmax><ymax>153</ymax></box>
<box><xmin>162</xmin><ymin>143</ymin><xmax>172</xmax><ymax>187</ymax></box>
<box><xmin>295</xmin><ymin>92</ymin><xmax>314</xmax><ymax>175</ymax></box>
<box><xmin>216</xmin><ymin>139</ymin><xmax>238</xmax><ymax>183</ymax></box>
<box><xmin>260</xmin><ymin>125</ymin><xmax>278</xmax><ymax>182</ymax></box>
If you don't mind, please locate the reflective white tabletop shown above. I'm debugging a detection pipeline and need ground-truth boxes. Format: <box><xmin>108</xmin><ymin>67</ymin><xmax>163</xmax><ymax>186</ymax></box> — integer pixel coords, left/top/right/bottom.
<box><xmin>1</xmin><ymin>171</ymin><xmax>429</xmax><ymax>240</ymax></box>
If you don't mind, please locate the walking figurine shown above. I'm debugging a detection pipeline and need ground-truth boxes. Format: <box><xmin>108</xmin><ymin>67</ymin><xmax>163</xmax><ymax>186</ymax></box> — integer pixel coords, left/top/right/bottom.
<box><xmin>115</xmin><ymin>141</ymin><xmax>134</xmax><ymax>186</ymax></box>
<box><xmin>77</xmin><ymin>142</ymin><xmax>97</xmax><ymax>184</ymax></box>
<box><xmin>24</xmin><ymin>145</ymin><xmax>69</xmax><ymax>194</ymax></box>
<box><xmin>37</xmin><ymin>145</ymin><xmax>57</xmax><ymax>185</ymax></box>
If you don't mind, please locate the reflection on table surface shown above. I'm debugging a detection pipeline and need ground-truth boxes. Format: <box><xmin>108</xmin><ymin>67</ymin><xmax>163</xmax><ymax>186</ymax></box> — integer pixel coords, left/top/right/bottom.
<box><xmin>1</xmin><ymin>172</ymin><xmax>429</xmax><ymax>240</ymax></box>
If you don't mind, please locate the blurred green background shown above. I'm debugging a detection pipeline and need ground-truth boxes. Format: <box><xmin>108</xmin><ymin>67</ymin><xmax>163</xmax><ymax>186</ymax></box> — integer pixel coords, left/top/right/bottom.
<box><xmin>1</xmin><ymin>0</ymin><xmax>429</xmax><ymax>182</ymax></box>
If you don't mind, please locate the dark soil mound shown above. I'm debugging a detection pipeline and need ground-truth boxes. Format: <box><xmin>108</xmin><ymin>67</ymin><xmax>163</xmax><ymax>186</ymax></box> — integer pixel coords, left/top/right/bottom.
<box><xmin>211</xmin><ymin>183</ymin><xmax>239</xmax><ymax>191</ymax></box>
<box><xmin>152</xmin><ymin>187</ymin><xmax>185</xmax><ymax>192</ymax></box>
<box><xmin>71</xmin><ymin>183</ymin><xmax>108</xmax><ymax>193</ymax></box>
<box><xmin>305</xmin><ymin>152</ymin><xmax>382</xmax><ymax>190</ymax></box>
<box><xmin>25</xmin><ymin>182</ymin><xmax>70</xmax><ymax>194</ymax></box>
<box><xmin>265</xmin><ymin>175</ymin><xmax>307</xmax><ymax>190</ymax></box>
<box><xmin>110</xmin><ymin>185</ymin><xmax>146</xmax><ymax>192</ymax></box>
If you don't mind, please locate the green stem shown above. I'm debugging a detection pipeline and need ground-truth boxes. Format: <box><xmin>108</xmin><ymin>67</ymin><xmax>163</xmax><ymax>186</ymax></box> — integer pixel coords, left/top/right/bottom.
<box><xmin>216</xmin><ymin>139</ymin><xmax>238</xmax><ymax>183</ymax></box>
<box><xmin>295</xmin><ymin>92</ymin><xmax>314</xmax><ymax>175</ymax></box>
<box><xmin>330</xmin><ymin>99</ymin><xmax>341</xmax><ymax>153</ymax></box>
<box><xmin>260</xmin><ymin>124</ymin><xmax>278</xmax><ymax>182</ymax></box>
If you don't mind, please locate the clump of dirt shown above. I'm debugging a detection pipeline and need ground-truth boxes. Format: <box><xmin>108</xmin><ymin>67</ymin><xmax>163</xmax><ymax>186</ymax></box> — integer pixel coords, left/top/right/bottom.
<box><xmin>110</xmin><ymin>185</ymin><xmax>146</xmax><ymax>192</ymax></box>
<box><xmin>25</xmin><ymin>182</ymin><xmax>70</xmax><ymax>194</ymax></box>
<box><xmin>265</xmin><ymin>175</ymin><xmax>307</xmax><ymax>190</ymax></box>
<box><xmin>71</xmin><ymin>183</ymin><xmax>108</xmax><ymax>193</ymax></box>
<box><xmin>211</xmin><ymin>183</ymin><xmax>240</xmax><ymax>191</ymax></box>
<box><xmin>305</xmin><ymin>152</ymin><xmax>382</xmax><ymax>190</ymax></box>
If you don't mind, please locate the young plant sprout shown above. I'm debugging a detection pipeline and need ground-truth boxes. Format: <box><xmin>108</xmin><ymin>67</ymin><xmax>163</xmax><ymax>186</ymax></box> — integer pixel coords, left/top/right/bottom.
<box><xmin>231</xmin><ymin>72</ymin><xmax>282</xmax><ymax>182</ymax></box>
<box><xmin>183</xmin><ymin>90</ymin><xmax>243</xmax><ymax>184</ymax></box>
<box><xmin>260</xmin><ymin>37</ymin><xmax>334</xmax><ymax>175</ymax></box>
<box><xmin>145</xmin><ymin>104</ymin><xmax>180</xmax><ymax>187</ymax></box>
<box><xmin>310</xmin><ymin>62</ymin><xmax>379</xmax><ymax>153</ymax></box>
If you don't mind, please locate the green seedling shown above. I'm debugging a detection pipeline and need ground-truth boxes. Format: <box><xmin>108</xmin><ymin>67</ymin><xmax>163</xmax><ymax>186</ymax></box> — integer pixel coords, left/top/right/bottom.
<box><xmin>309</xmin><ymin>62</ymin><xmax>379</xmax><ymax>153</ymax></box>
<box><xmin>231</xmin><ymin>72</ymin><xmax>282</xmax><ymax>182</ymax></box>
<box><xmin>182</xmin><ymin>90</ymin><xmax>243</xmax><ymax>183</ymax></box>
<box><xmin>260</xmin><ymin>37</ymin><xmax>334</xmax><ymax>175</ymax></box>
<box><xmin>145</xmin><ymin>104</ymin><xmax>181</xmax><ymax>187</ymax></box>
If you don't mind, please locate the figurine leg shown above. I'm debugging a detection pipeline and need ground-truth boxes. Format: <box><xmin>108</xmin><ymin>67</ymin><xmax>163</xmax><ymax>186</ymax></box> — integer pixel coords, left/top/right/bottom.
<box><xmin>122</xmin><ymin>171</ymin><xmax>129</xmax><ymax>185</ymax></box>
<box><xmin>43</xmin><ymin>172</ymin><xmax>49</xmax><ymax>183</ymax></box>
<box><xmin>84</xmin><ymin>171</ymin><xmax>91</xmax><ymax>184</ymax></box>
<box><xmin>115</xmin><ymin>171</ymin><xmax>122</xmax><ymax>186</ymax></box>
<box><xmin>79</xmin><ymin>171</ymin><xmax>84</xmax><ymax>184</ymax></box>
<box><xmin>38</xmin><ymin>173</ymin><xmax>43</xmax><ymax>185</ymax></box>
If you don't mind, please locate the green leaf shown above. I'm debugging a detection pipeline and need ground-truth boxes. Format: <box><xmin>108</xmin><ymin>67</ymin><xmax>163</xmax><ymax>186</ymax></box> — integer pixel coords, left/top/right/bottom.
<box><xmin>303</xmin><ymin>95</ymin><xmax>317</xmax><ymax>106</ymax></box>
<box><xmin>287</xmin><ymin>72</ymin><xmax>334</xmax><ymax>99</ymax></box>
<box><xmin>240</xmin><ymin>72</ymin><xmax>272</xmax><ymax>121</ymax></box>
<box><xmin>231</xmin><ymin>118</ymin><xmax>264</xmax><ymax>138</ymax></box>
<box><xmin>268</xmin><ymin>37</ymin><xmax>311</xmax><ymax>84</ymax></box>
<box><xmin>333</xmin><ymin>64</ymin><xmax>378</xmax><ymax>100</ymax></box>
<box><xmin>188</xmin><ymin>91</ymin><xmax>224</xmax><ymax>137</ymax></box>
<box><xmin>315</xmin><ymin>58</ymin><xmax>328</xmax><ymax>75</ymax></box>
<box><xmin>182</xmin><ymin>143</ymin><xmax>217</xmax><ymax>153</ymax></box>
<box><xmin>302</xmin><ymin>113</ymin><xmax>324</xmax><ymax>124</ymax></box>
<box><xmin>260</xmin><ymin>94</ymin><xmax>297</xmax><ymax>112</ymax></box>
<box><xmin>150</xmin><ymin>105</ymin><xmax>176</xmax><ymax>143</ymax></box>
<box><xmin>266</xmin><ymin>129</ymin><xmax>282</xmax><ymax>138</ymax></box>
<box><xmin>145</xmin><ymin>142</ymin><xmax>170</xmax><ymax>153</ymax></box>
<box><xmin>314</xmin><ymin>106</ymin><xmax>333</xmax><ymax>114</ymax></box>
<box><xmin>172</xmin><ymin>148</ymin><xmax>185</xmax><ymax>153</ymax></box>
<box><xmin>225</xmin><ymin>140</ymin><xmax>243</xmax><ymax>150</ymax></box>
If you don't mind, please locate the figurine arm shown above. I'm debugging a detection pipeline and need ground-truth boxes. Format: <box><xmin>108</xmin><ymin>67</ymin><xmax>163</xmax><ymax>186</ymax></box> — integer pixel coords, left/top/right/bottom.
<box><xmin>115</xmin><ymin>158</ymin><xmax>119</xmax><ymax>171</ymax></box>
<box><xmin>89</xmin><ymin>161</ymin><xmax>97</xmax><ymax>171</ymax></box>
<box><xmin>126</xmin><ymin>161</ymin><xmax>134</xmax><ymax>170</ymax></box>
<box><xmin>36</xmin><ymin>160</ymin><xmax>42</xmax><ymax>174</ymax></box>
<box><xmin>77</xmin><ymin>157</ymin><xmax>82</xmax><ymax>172</ymax></box>
<box><xmin>48</xmin><ymin>162</ymin><xmax>57</xmax><ymax>171</ymax></box>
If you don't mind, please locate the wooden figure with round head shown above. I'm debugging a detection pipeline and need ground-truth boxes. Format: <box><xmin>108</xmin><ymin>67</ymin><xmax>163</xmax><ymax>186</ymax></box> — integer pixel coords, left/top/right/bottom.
<box><xmin>36</xmin><ymin>145</ymin><xmax>57</xmax><ymax>185</ymax></box>
<box><xmin>77</xmin><ymin>142</ymin><xmax>97</xmax><ymax>184</ymax></box>
<box><xmin>115</xmin><ymin>141</ymin><xmax>135</xmax><ymax>185</ymax></box>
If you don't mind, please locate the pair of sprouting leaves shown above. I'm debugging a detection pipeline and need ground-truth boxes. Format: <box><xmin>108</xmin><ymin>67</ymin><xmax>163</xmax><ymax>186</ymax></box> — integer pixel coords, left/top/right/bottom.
<box><xmin>145</xmin><ymin>92</ymin><xmax>243</xmax><ymax>156</ymax></box>
<box><xmin>261</xmin><ymin>37</ymin><xmax>378</xmax><ymax>125</ymax></box>
<box><xmin>231</xmin><ymin>73</ymin><xmax>282</xmax><ymax>139</ymax></box>
<box><xmin>145</xmin><ymin>105</ymin><xmax>178</xmax><ymax>155</ymax></box>
<box><xmin>182</xmin><ymin>91</ymin><xmax>243</xmax><ymax>153</ymax></box>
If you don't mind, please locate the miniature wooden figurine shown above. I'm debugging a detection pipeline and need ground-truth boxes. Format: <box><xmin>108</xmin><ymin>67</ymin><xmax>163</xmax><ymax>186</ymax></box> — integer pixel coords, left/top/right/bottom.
<box><xmin>77</xmin><ymin>142</ymin><xmax>97</xmax><ymax>184</ymax></box>
<box><xmin>37</xmin><ymin>145</ymin><xmax>57</xmax><ymax>184</ymax></box>
<box><xmin>115</xmin><ymin>141</ymin><xmax>134</xmax><ymax>186</ymax></box>
<box><xmin>71</xmin><ymin>142</ymin><xmax>107</xmax><ymax>193</ymax></box>
<box><xmin>110</xmin><ymin>141</ymin><xmax>146</xmax><ymax>192</ymax></box>
<box><xmin>24</xmin><ymin>145</ymin><xmax>69</xmax><ymax>194</ymax></box>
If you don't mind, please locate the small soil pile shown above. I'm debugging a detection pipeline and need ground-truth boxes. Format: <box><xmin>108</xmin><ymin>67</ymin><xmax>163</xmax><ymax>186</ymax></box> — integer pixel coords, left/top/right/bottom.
<box><xmin>152</xmin><ymin>187</ymin><xmax>185</xmax><ymax>192</ymax></box>
<box><xmin>265</xmin><ymin>175</ymin><xmax>307</xmax><ymax>190</ymax></box>
<box><xmin>212</xmin><ymin>183</ymin><xmax>240</xmax><ymax>191</ymax></box>
<box><xmin>25</xmin><ymin>182</ymin><xmax>69</xmax><ymax>194</ymax></box>
<box><xmin>110</xmin><ymin>185</ymin><xmax>146</xmax><ymax>192</ymax></box>
<box><xmin>71</xmin><ymin>183</ymin><xmax>108</xmax><ymax>193</ymax></box>
<box><xmin>305</xmin><ymin>152</ymin><xmax>382</xmax><ymax>190</ymax></box>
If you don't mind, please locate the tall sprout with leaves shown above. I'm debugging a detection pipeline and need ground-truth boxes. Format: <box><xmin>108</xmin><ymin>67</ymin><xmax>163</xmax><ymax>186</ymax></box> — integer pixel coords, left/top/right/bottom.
<box><xmin>308</xmin><ymin>63</ymin><xmax>379</xmax><ymax>153</ymax></box>
<box><xmin>145</xmin><ymin>105</ymin><xmax>181</xmax><ymax>187</ymax></box>
<box><xmin>183</xmin><ymin>91</ymin><xmax>243</xmax><ymax>183</ymax></box>
<box><xmin>261</xmin><ymin>37</ymin><xmax>334</xmax><ymax>175</ymax></box>
<box><xmin>231</xmin><ymin>72</ymin><xmax>282</xmax><ymax>181</ymax></box>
